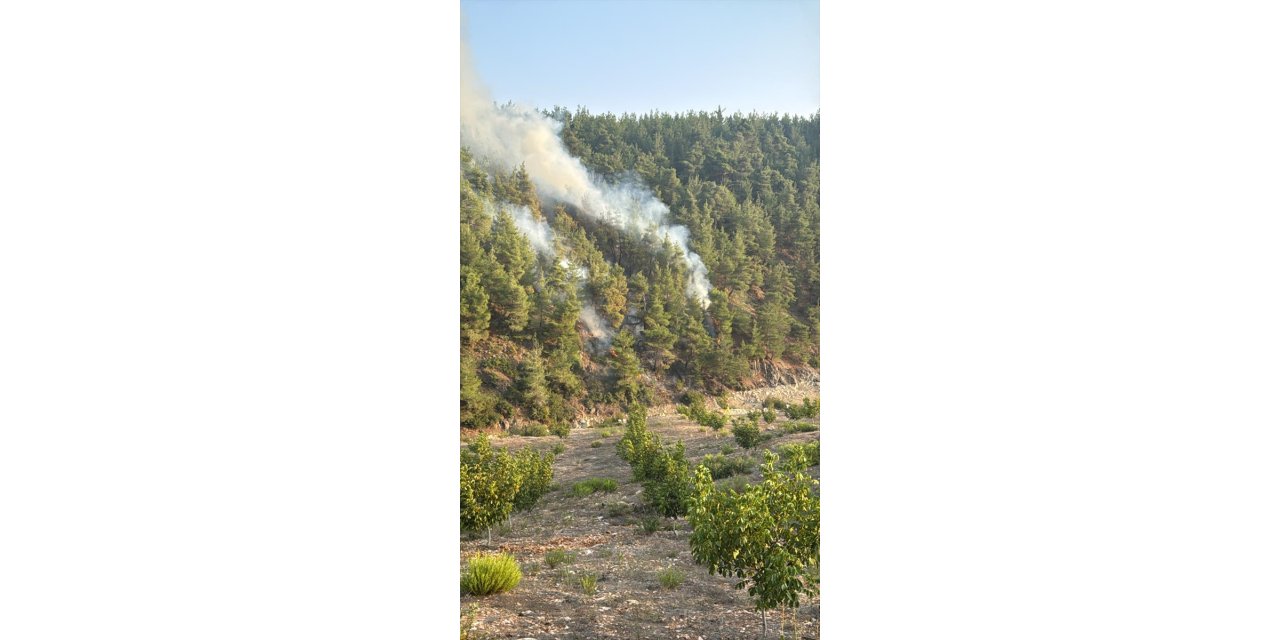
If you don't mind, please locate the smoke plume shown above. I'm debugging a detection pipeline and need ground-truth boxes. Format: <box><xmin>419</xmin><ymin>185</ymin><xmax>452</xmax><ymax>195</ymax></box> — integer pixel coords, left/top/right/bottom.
<box><xmin>484</xmin><ymin>201</ymin><xmax>556</xmax><ymax>258</ymax></box>
<box><xmin>461</xmin><ymin>45</ymin><xmax>712</xmax><ymax>308</ymax></box>
<box><xmin>558</xmin><ymin>259</ymin><xmax>614</xmax><ymax>347</ymax></box>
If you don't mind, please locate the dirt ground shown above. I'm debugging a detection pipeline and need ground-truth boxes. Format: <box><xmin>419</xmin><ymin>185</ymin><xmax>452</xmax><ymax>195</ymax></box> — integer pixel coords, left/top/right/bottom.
<box><xmin>460</xmin><ymin>389</ymin><xmax>821</xmax><ymax>640</ymax></box>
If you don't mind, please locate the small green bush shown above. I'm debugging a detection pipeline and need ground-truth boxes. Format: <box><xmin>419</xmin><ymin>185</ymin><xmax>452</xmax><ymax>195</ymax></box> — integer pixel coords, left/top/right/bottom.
<box><xmin>762</xmin><ymin>408</ymin><xmax>778</xmax><ymax>423</ymax></box>
<box><xmin>544</xmin><ymin>549</ymin><xmax>577</xmax><ymax>568</ymax></box>
<box><xmin>732</xmin><ymin>420</ymin><xmax>764</xmax><ymax>449</ymax></box>
<box><xmin>606</xmin><ymin>502</ymin><xmax>631</xmax><ymax>518</ymax></box>
<box><xmin>461</xmin><ymin>553</ymin><xmax>521</xmax><ymax>596</ymax></box>
<box><xmin>579</xmin><ymin>573</ymin><xmax>599</xmax><ymax>595</ymax></box>
<box><xmin>657</xmin><ymin>567</ymin><xmax>685</xmax><ymax>589</ymax></box>
<box><xmin>550</xmin><ymin>423</ymin><xmax>571</xmax><ymax>438</ymax></box>
<box><xmin>572</xmin><ymin>477</ymin><xmax>618</xmax><ymax>497</ymax></box>
<box><xmin>703</xmin><ymin>411</ymin><xmax>728</xmax><ymax>430</ymax></box>
<box><xmin>719</xmin><ymin>442</ymin><xmax>736</xmax><ymax>456</ymax></box>
<box><xmin>551</xmin><ymin>442</ymin><xmax>566</xmax><ymax>456</ymax></box>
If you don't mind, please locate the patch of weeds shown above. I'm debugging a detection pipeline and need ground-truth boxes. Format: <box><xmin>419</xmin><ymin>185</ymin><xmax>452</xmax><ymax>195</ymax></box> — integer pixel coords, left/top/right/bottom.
<box><xmin>512</xmin><ymin>423</ymin><xmax>550</xmax><ymax>437</ymax></box>
<box><xmin>657</xmin><ymin>567</ymin><xmax>685</xmax><ymax>589</ymax></box>
<box><xmin>780</xmin><ymin>420</ymin><xmax>819</xmax><ymax>434</ymax></box>
<box><xmin>551</xmin><ymin>442</ymin><xmax>566</xmax><ymax>456</ymax></box>
<box><xmin>639</xmin><ymin>515</ymin><xmax>662</xmax><ymax>535</ymax></box>
<box><xmin>460</xmin><ymin>604</ymin><xmax>481</xmax><ymax>640</ymax></box>
<box><xmin>544</xmin><ymin>549</ymin><xmax>577</xmax><ymax>569</ymax></box>
<box><xmin>572</xmin><ymin>477</ymin><xmax>618</xmax><ymax>497</ymax></box>
<box><xmin>605</xmin><ymin>502</ymin><xmax>632</xmax><ymax>518</ymax></box>
<box><xmin>549</xmin><ymin>423</ymin><xmax>571</xmax><ymax>438</ymax></box>
<box><xmin>579</xmin><ymin>573</ymin><xmax>599</xmax><ymax>595</ymax></box>
<box><xmin>719</xmin><ymin>443</ymin><xmax>736</xmax><ymax>456</ymax></box>
<box><xmin>460</xmin><ymin>552</ymin><xmax>521</xmax><ymax>596</ymax></box>
<box><xmin>720</xmin><ymin>475</ymin><xmax>753</xmax><ymax>494</ymax></box>
<box><xmin>590</xmin><ymin>439</ymin><xmax>603</xmax><ymax>448</ymax></box>
<box><xmin>699</xmin><ymin>453</ymin><xmax>756</xmax><ymax>479</ymax></box>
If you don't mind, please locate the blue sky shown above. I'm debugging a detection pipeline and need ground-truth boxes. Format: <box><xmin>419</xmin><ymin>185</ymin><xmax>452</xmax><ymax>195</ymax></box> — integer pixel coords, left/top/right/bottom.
<box><xmin>461</xmin><ymin>0</ymin><xmax>819</xmax><ymax>116</ymax></box>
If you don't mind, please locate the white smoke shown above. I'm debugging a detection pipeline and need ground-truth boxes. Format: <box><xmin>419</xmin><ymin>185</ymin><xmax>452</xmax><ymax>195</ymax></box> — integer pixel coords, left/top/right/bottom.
<box><xmin>577</xmin><ymin>303</ymin><xmax>614</xmax><ymax>345</ymax></box>
<box><xmin>462</xmin><ymin>45</ymin><xmax>712</xmax><ymax>308</ymax></box>
<box><xmin>483</xmin><ymin>201</ymin><xmax>555</xmax><ymax>257</ymax></box>
<box><xmin>558</xmin><ymin>259</ymin><xmax>614</xmax><ymax>346</ymax></box>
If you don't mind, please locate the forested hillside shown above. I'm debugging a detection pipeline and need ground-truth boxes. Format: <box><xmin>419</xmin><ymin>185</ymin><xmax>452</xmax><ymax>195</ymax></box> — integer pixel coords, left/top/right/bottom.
<box><xmin>461</xmin><ymin>109</ymin><xmax>819</xmax><ymax>430</ymax></box>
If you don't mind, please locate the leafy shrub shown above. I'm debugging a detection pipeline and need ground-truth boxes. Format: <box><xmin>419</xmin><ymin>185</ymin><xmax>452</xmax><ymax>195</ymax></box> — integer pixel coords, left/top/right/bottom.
<box><xmin>579</xmin><ymin>573</ymin><xmax>599</xmax><ymax>595</ymax></box>
<box><xmin>460</xmin><ymin>435</ymin><xmax>521</xmax><ymax>539</ymax></box>
<box><xmin>544</xmin><ymin>549</ymin><xmax>577</xmax><ymax>568</ymax></box>
<box><xmin>460</xmin><ymin>552</ymin><xmax>521</xmax><ymax>596</ymax></box>
<box><xmin>550</xmin><ymin>423</ymin><xmax>571</xmax><ymax>438</ymax></box>
<box><xmin>761</xmin><ymin>396</ymin><xmax>786</xmax><ymax>410</ymax></box>
<box><xmin>657</xmin><ymin>567</ymin><xmax>685</xmax><ymax>589</ymax></box>
<box><xmin>676</xmin><ymin>393</ymin><xmax>727</xmax><ymax>430</ymax></box>
<box><xmin>780</xmin><ymin>441</ymin><xmax>820</xmax><ymax>468</ymax></box>
<box><xmin>511</xmin><ymin>447</ymin><xmax>554</xmax><ymax>511</ymax></box>
<box><xmin>720</xmin><ymin>442</ymin><xmax>736</xmax><ymax>456</ymax></box>
<box><xmin>688</xmin><ymin>452</ymin><xmax>819</xmax><ymax>616</ymax></box>
<box><xmin>703</xmin><ymin>411</ymin><xmax>728</xmax><ymax>430</ymax></box>
<box><xmin>640</xmin><ymin>441</ymin><xmax>694</xmax><ymax>517</ymax></box>
<box><xmin>552</xmin><ymin>442</ymin><xmax>566</xmax><ymax>456</ymax></box>
<box><xmin>616</xmin><ymin>405</ymin><xmax>657</xmax><ymax>468</ymax></box>
<box><xmin>572</xmin><ymin>477</ymin><xmax>618</xmax><ymax>497</ymax></box>
<box><xmin>460</xmin><ymin>435</ymin><xmax>556</xmax><ymax>541</ymax></box>
<box><xmin>783</xmin><ymin>398</ymin><xmax>820</xmax><ymax>419</ymax></box>
<box><xmin>700</xmin><ymin>453</ymin><xmax>756</xmax><ymax>479</ymax></box>
<box><xmin>732</xmin><ymin>420</ymin><xmax>764</xmax><ymax>449</ymax></box>
<box><xmin>614</xmin><ymin>405</ymin><xmax>693</xmax><ymax>516</ymax></box>
<box><xmin>762</xmin><ymin>408</ymin><xmax>777</xmax><ymax>423</ymax></box>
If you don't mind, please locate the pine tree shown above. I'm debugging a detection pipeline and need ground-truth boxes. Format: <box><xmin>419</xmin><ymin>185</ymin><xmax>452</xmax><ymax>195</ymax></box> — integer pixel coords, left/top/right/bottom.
<box><xmin>516</xmin><ymin>351</ymin><xmax>550</xmax><ymax>422</ymax></box>
<box><xmin>609</xmin><ymin>330</ymin><xmax>645</xmax><ymax>405</ymax></box>
<box><xmin>460</xmin><ymin>267</ymin><xmax>490</xmax><ymax>344</ymax></box>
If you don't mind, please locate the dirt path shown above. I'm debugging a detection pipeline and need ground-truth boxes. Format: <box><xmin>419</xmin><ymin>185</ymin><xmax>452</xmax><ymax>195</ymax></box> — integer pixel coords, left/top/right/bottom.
<box><xmin>461</xmin><ymin>390</ymin><xmax>821</xmax><ymax>640</ymax></box>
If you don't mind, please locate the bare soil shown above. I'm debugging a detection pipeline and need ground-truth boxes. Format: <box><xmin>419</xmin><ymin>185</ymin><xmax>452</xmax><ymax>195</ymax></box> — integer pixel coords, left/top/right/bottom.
<box><xmin>460</xmin><ymin>387</ymin><xmax>821</xmax><ymax>640</ymax></box>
